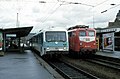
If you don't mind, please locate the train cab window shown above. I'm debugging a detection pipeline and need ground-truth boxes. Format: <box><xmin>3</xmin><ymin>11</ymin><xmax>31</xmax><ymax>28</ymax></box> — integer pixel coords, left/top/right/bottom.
<box><xmin>79</xmin><ymin>31</ymin><xmax>86</xmax><ymax>36</ymax></box>
<box><xmin>46</xmin><ymin>31</ymin><xmax>66</xmax><ymax>42</ymax></box>
<box><xmin>88</xmin><ymin>31</ymin><xmax>95</xmax><ymax>36</ymax></box>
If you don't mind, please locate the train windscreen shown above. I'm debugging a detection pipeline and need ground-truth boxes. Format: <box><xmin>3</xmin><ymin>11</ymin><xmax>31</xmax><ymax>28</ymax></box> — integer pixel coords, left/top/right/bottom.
<box><xmin>46</xmin><ymin>31</ymin><xmax>66</xmax><ymax>42</ymax></box>
<box><xmin>79</xmin><ymin>31</ymin><xmax>86</xmax><ymax>36</ymax></box>
<box><xmin>88</xmin><ymin>31</ymin><xmax>95</xmax><ymax>36</ymax></box>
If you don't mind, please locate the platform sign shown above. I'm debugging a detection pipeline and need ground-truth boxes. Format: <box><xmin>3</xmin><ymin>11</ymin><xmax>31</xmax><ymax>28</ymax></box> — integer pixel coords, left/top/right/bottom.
<box><xmin>6</xmin><ymin>34</ymin><xmax>16</xmax><ymax>37</ymax></box>
<box><xmin>102</xmin><ymin>33</ymin><xmax>114</xmax><ymax>51</ymax></box>
<box><xmin>0</xmin><ymin>32</ymin><xmax>3</xmax><ymax>50</ymax></box>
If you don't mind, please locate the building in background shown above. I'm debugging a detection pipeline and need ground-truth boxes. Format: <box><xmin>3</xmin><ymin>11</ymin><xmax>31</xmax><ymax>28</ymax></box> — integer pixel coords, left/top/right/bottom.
<box><xmin>108</xmin><ymin>10</ymin><xmax>120</xmax><ymax>28</ymax></box>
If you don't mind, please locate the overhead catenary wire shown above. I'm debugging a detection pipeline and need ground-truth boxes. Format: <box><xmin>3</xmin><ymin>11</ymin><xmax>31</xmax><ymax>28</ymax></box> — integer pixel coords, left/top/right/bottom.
<box><xmin>39</xmin><ymin>0</ymin><xmax>64</xmax><ymax>23</ymax></box>
<box><xmin>38</xmin><ymin>0</ymin><xmax>119</xmax><ymax>28</ymax></box>
<box><xmin>42</xmin><ymin>5</ymin><xmax>62</xmax><ymax>23</ymax></box>
<box><xmin>41</xmin><ymin>1</ymin><xmax>65</xmax><ymax>23</ymax></box>
<box><xmin>40</xmin><ymin>0</ymin><xmax>96</xmax><ymax>24</ymax></box>
<box><xmin>59</xmin><ymin>1</ymin><xmax>94</xmax><ymax>7</ymax></box>
<box><xmin>40</xmin><ymin>0</ymin><xmax>111</xmax><ymax>23</ymax></box>
<box><xmin>101</xmin><ymin>3</ymin><xmax>120</xmax><ymax>13</ymax></box>
<box><xmin>40</xmin><ymin>2</ymin><xmax>59</xmax><ymax>22</ymax></box>
<box><xmin>40</xmin><ymin>0</ymin><xmax>95</xmax><ymax>23</ymax></box>
<box><xmin>94</xmin><ymin>0</ymin><xmax>110</xmax><ymax>7</ymax></box>
<box><xmin>88</xmin><ymin>0</ymin><xmax>110</xmax><ymax>11</ymax></box>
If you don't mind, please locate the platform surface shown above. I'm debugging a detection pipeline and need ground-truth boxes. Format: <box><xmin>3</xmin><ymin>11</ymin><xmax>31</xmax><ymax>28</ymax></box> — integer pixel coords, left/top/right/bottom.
<box><xmin>0</xmin><ymin>50</ymin><xmax>55</xmax><ymax>79</ymax></box>
<box><xmin>96</xmin><ymin>51</ymin><xmax>120</xmax><ymax>59</ymax></box>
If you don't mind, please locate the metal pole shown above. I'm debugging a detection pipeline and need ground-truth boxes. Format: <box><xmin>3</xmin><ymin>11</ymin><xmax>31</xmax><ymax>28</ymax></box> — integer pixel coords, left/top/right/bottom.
<box><xmin>92</xmin><ymin>7</ymin><xmax>95</xmax><ymax>28</ymax></box>
<box><xmin>16</xmin><ymin>13</ymin><xmax>19</xmax><ymax>27</ymax></box>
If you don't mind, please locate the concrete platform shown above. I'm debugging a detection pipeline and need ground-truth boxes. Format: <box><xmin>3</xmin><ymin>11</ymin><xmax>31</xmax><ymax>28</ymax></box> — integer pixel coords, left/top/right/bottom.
<box><xmin>96</xmin><ymin>51</ymin><xmax>120</xmax><ymax>59</ymax></box>
<box><xmin>0</xmin><ymin>50</ymin><xmax>56</xmax><ymax>79</ymax></box>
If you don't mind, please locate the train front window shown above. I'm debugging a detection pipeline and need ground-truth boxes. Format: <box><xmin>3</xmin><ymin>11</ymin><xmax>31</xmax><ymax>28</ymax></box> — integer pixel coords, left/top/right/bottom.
<box><xmin>88</xmin><ymin>31</ymin><xmax>95</xmax><ymax>36</ymax></box>
<box><xmin>79</xmin><ymin>31</ymin><xmax>86</xmax><ymax>36</ymax></box>
<box><xmin>46</xmin><ymin>31</ymin><xmax>66</xmax><ymax>42</ymax></box>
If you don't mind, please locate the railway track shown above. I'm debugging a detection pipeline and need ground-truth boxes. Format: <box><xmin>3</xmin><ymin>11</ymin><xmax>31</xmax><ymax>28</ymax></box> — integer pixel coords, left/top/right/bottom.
<box><xmin>47</xmin><ymin>59</ymin><xmax>99</xmax><ymax>79</ymax></box>
<box><xmin>86</xmin><ymin>55</ymin><xmax>120</xmax><ymax>71</ymax></box>
<box><xmin>60</xmin><ymin>55</ymin><xmax>120</xmax><ymax>79</ymax></box>
<box><xmin>94</xmin><ymin>55</ymin><xmax>120</xmax><ymax>64</ymax></box>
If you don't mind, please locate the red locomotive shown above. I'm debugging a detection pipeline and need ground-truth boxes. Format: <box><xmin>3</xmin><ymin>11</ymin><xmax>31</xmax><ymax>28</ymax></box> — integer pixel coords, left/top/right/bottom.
<box><xmin>68</xmin><ymin>25</ymin><xmax>97</xmax><ymax>56</ymax></box>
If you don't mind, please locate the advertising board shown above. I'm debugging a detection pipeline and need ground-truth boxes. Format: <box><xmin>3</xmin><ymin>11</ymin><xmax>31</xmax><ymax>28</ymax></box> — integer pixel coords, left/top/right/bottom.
<box><xmin>0</xmin><ymin>32</ymin><xmax>3</xmax><ymax>50</ymax></box>
<box><xmin>102</xmin><ymin>33</ymin><xmax>114</xmax><ymax>51</ymax></box>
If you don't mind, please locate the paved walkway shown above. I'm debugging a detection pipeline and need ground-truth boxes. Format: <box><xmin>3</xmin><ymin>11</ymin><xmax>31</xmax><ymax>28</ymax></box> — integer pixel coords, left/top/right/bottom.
<box><xmin>0</xmin><ymin>50</ymin><xmax>55</xmax><ymax>79</ymax></box>
<box><xmin>96</xmin><ymin>51</ymin><xmax>120</xmax><ymax>59</ymax></box>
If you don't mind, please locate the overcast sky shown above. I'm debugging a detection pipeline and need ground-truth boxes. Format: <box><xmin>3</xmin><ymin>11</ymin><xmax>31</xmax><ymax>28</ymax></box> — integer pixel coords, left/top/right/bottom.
<box><xmin>0</xmin><ymin>0</ymin><xmax>120</xmax><ymax>33</ymax></box>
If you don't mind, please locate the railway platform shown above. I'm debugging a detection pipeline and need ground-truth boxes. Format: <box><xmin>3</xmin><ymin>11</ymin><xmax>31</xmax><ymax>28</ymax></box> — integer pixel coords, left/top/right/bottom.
<box><xmin>0</xmin><ymin>50</ymin><xmax>63</xmax><ymax>79</ymax></box>
<box><xmin>96</xmin><ymin>51</ymin><xmax>120</xmax><ymax>59</ymax></box>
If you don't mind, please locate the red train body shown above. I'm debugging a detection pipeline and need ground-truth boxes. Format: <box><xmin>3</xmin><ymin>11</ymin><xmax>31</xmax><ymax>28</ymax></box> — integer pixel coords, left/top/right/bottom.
<box><xmin>68</xmin><ymin>25</ymin><xmax>97</xmax><ymax>56</ymax></box>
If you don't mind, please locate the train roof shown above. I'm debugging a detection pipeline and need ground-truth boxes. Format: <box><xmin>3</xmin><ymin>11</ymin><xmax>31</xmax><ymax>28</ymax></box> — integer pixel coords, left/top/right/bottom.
<box><xmin>39</xmin><ymin>27</ymin><xmax>67</xmax><ymax>32</ymax></box>
<box><xmin>68</xmin><ymin>27</ymin><xmax>96</xmax><ymax>32</ymax></box>
<box><xmin>30</xmin><ymin>27</ymin><xmax>67</xmax><ymax>38</ymax></box>
<box><xmin>68</xmin><ymin>25</ymin><xmax>89</xmax><ymax>30</ymax></box>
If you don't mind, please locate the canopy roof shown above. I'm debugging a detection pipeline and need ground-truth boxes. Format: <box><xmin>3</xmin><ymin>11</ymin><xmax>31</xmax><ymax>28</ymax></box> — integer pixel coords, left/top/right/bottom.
<box><xmin>2</xmin><ymin>26</ymin><xmax>33</xmax><ymax>37</ymax></box>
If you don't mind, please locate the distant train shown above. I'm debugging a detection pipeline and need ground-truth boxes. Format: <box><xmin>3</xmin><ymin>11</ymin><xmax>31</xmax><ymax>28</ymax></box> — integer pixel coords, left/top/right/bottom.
<box><xmin>29</xmin><ymin>27</ymin><xmax>69</xmax><ymax>57</ymax></box>
<box><xmin>68</xmin><ymin>25</ymin><xmax>97</xmax><ymax>56</ymax></box>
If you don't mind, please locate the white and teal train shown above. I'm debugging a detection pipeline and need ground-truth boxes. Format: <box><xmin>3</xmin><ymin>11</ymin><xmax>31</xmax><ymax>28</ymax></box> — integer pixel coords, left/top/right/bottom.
<box><xmin>30</xmin><ymin>27</ymin><xmax>69</xmax><ymax>56</ymax></box>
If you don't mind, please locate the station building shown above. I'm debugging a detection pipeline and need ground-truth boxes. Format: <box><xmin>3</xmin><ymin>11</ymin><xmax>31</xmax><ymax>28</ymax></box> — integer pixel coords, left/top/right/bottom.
<box><xmin>96</xmin><ymin>10</ymin><xmax>120</xmax><ymax>52</ymax></box>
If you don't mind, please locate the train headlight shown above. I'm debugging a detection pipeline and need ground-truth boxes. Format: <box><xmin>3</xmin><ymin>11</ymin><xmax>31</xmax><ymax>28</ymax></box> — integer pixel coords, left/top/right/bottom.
<box><xmin>63</xmin><ymin>47</ymin><xmax>67</xmax><ymax>50</ymax></box>
<box><xmin>46</xmin><ymin>47</ymin><xmax>49</xmax><ymax>49</ymax></box>
<box><xmin>80</xmin><ymin>43</ymin><xmax>82</xmax><ymax>45</ymax></box>
<box><xmin>94</xmin><ymin>43</ymin><xmax>96</xmax><ymax>45</ymax></box>
<box><xmin>46</xmin><ymin>47</ymin><xmax>50</xmax><ymax>51</ymax></box>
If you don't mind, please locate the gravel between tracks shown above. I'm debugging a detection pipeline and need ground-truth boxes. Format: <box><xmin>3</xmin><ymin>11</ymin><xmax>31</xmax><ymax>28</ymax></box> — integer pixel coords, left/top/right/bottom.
<box><xmin>61</xmin><ymin>55</ymin><xmax>120</xmax><ymax>79</ymax></box>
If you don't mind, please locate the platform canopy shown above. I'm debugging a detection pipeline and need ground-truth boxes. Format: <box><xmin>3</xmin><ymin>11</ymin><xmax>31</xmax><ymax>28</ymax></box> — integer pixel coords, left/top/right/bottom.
<box><xmin>2</xmin><ymin>26</ymin><xmax>33</xmax><ymax>37</ymax></box>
